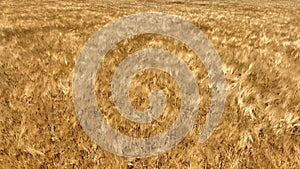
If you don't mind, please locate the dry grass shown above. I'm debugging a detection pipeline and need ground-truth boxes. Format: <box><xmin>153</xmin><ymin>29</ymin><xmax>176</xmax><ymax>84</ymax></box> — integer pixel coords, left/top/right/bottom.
<box><xmin>0</xmin><ymin>0</ymin><xmax>300</xmax><ymax>168</ymax></box>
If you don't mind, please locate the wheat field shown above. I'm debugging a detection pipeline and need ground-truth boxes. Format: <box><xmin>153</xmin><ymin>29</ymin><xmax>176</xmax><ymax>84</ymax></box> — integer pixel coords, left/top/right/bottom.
<box><xmin>0</xmin><ymin>0</ymin><xmax>300</xmax><ymax>168</ymax></box>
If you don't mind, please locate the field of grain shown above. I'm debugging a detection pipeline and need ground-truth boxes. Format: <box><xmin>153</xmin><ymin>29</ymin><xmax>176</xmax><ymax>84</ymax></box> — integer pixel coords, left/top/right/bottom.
<box><xmin>1</xmin><ymin>0</ymin><xmax>300</xmax><ymax>168</ymax></box>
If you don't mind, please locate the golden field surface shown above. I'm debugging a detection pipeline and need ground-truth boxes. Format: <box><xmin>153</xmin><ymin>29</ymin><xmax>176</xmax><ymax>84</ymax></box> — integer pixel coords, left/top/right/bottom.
<box><xmin>0</xmin><ymin>0</ymin><xmax>300</xmax><ymax>168</ymax></box>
